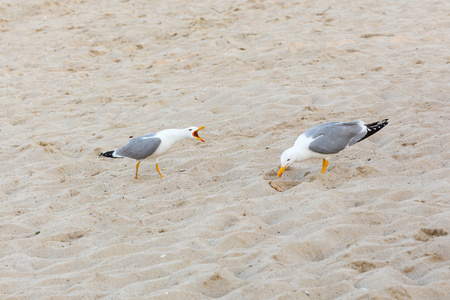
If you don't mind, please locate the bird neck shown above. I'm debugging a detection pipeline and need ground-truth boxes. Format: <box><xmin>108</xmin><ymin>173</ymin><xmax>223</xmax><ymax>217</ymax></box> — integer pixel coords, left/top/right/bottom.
<box><xmin>160</xmin><ymin>129</ymin><xmax>189</xmax><ymax>144</ymax></box>
<box><xmin>293</xmin><ymin>134</ymin><xmax>314</xmax><ymax>162</ymax></box>
<box><xmin>291</xmin><ymin>145</ymin><xmax>310</xmax><ymax>162</ymax></box>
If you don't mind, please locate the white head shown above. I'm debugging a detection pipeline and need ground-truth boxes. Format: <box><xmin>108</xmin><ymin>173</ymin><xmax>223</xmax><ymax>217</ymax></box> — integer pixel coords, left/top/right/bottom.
<box><xmin>278</xmin><ymin>147</ymin><xmax>295</xmax><ymax>178</ymax></box>
<box><xmin>185</xmin><ymin>126</ymin><xmax>206</xmax><ymax>142</ymax></box>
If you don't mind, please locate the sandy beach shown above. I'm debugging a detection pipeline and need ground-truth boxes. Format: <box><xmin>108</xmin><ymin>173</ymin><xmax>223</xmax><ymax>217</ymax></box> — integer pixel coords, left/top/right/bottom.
<box><xmin>1</xmin><ymin>0</ymin><xmax>449</xmax><ymax>298</ymax></box>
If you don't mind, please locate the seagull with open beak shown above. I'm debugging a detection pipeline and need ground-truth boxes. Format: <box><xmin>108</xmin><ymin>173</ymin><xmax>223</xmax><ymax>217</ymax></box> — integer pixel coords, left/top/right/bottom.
<box><xmin>100</xmin><ymin>126</ymin><xmax>206</xmax><ymax>179</ymax></box>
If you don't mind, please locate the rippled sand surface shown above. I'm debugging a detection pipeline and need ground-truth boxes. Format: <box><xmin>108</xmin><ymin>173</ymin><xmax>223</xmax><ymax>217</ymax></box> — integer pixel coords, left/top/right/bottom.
<box><xmin>1</xmin><ymin>0</ymin><xmax>449</xmax><ymax>298</ymax></box>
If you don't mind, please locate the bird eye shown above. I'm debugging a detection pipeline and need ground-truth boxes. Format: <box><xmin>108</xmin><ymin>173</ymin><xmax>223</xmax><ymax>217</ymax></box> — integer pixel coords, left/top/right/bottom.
<box><xmin>189</xmin><ymin>129</ymin><xmax>193</xmax><ymax>131</ymax></box>
<box><xmin>287</xmin><ymin>159</ymin><xmax>290</xmax><ymax>161</ymax></box>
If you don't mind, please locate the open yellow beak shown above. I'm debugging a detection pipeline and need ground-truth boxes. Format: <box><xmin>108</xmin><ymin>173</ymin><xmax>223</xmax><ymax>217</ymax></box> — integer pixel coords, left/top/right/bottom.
<box><xmin>193</xmin><ymin>126</ymin><xmax>206</xmax><ymax>142</ymax></box>
<box><xmin>278</xmin><ymin>165</ymin><xmax>287</xmax><ymax>178</ymax></box>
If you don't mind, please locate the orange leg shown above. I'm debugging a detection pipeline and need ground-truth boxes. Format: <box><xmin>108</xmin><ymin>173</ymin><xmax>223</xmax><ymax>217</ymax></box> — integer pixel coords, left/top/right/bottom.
<box><xmin>156</xmin><ymin>163</ymin><xmax>163</xmax><ymax>178</ymax></box>
<box><xmin>135</xmin><ymin>162</ymin><xmax>140</xmax><ymax>180</ymax></box>
<box><xmin>321</xmin><ymin>159</ymin><xmax>329</xmax><ymax>174</ymax></box>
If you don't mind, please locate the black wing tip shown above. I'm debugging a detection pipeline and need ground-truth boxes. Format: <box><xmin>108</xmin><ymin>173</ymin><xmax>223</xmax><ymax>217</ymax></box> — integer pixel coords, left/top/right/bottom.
<box><xmin>365</xmin><ymin>119</ymin><xmax>389</xmax><ymax>128</ymax></box>
<box><xmin>358</xmin><ymin>119</ymin><xmax>389</xmax><ymax>142</ymax></box>
<box><xmin>99</xmin><ymin>151</ymin><xmax>115</xmax><ymax>158</ymax></box>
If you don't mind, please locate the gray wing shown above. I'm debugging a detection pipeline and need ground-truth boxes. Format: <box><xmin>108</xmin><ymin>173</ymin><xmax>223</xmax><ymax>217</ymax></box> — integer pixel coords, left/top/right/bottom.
<box><xmin>115</xmin><ymin>133</ymin><xmax>161</xmax><ymax>160</ymax></box>
<box><xmin>306</xmin><ymin>121</ymin><xmax>366</xmax><ymax>154</ymax></box>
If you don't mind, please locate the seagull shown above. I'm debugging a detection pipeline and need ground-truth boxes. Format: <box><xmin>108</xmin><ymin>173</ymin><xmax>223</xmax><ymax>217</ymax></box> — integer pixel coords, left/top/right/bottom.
<box><xmin>278</xmin><ymin>119</ymin><xmax>388</xmax><ymax>178</ymax></box>
<box><xmin>100</xmin><ymin>126</ymin><xmax>205</xmax><ymax>179</ymax></box>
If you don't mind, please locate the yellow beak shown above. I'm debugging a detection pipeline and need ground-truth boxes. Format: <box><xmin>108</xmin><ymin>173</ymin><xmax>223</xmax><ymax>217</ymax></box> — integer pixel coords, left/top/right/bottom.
<box><xmin>278</xmin><ymin>165</ymin><xmax>287</xmax><ymax>178</ymax></box>
<box><xmin>193</xmin><ymin>126</ymin><xmax>206</xmax><ymax>142</ymax></box>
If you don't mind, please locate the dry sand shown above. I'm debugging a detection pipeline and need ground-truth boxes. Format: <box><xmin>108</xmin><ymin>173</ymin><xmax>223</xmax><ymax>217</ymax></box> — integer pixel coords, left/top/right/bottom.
<box><xmin>1</xmin><ymin>0</ymin><xmax>449</xmax><ymax>298</ymax></box>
